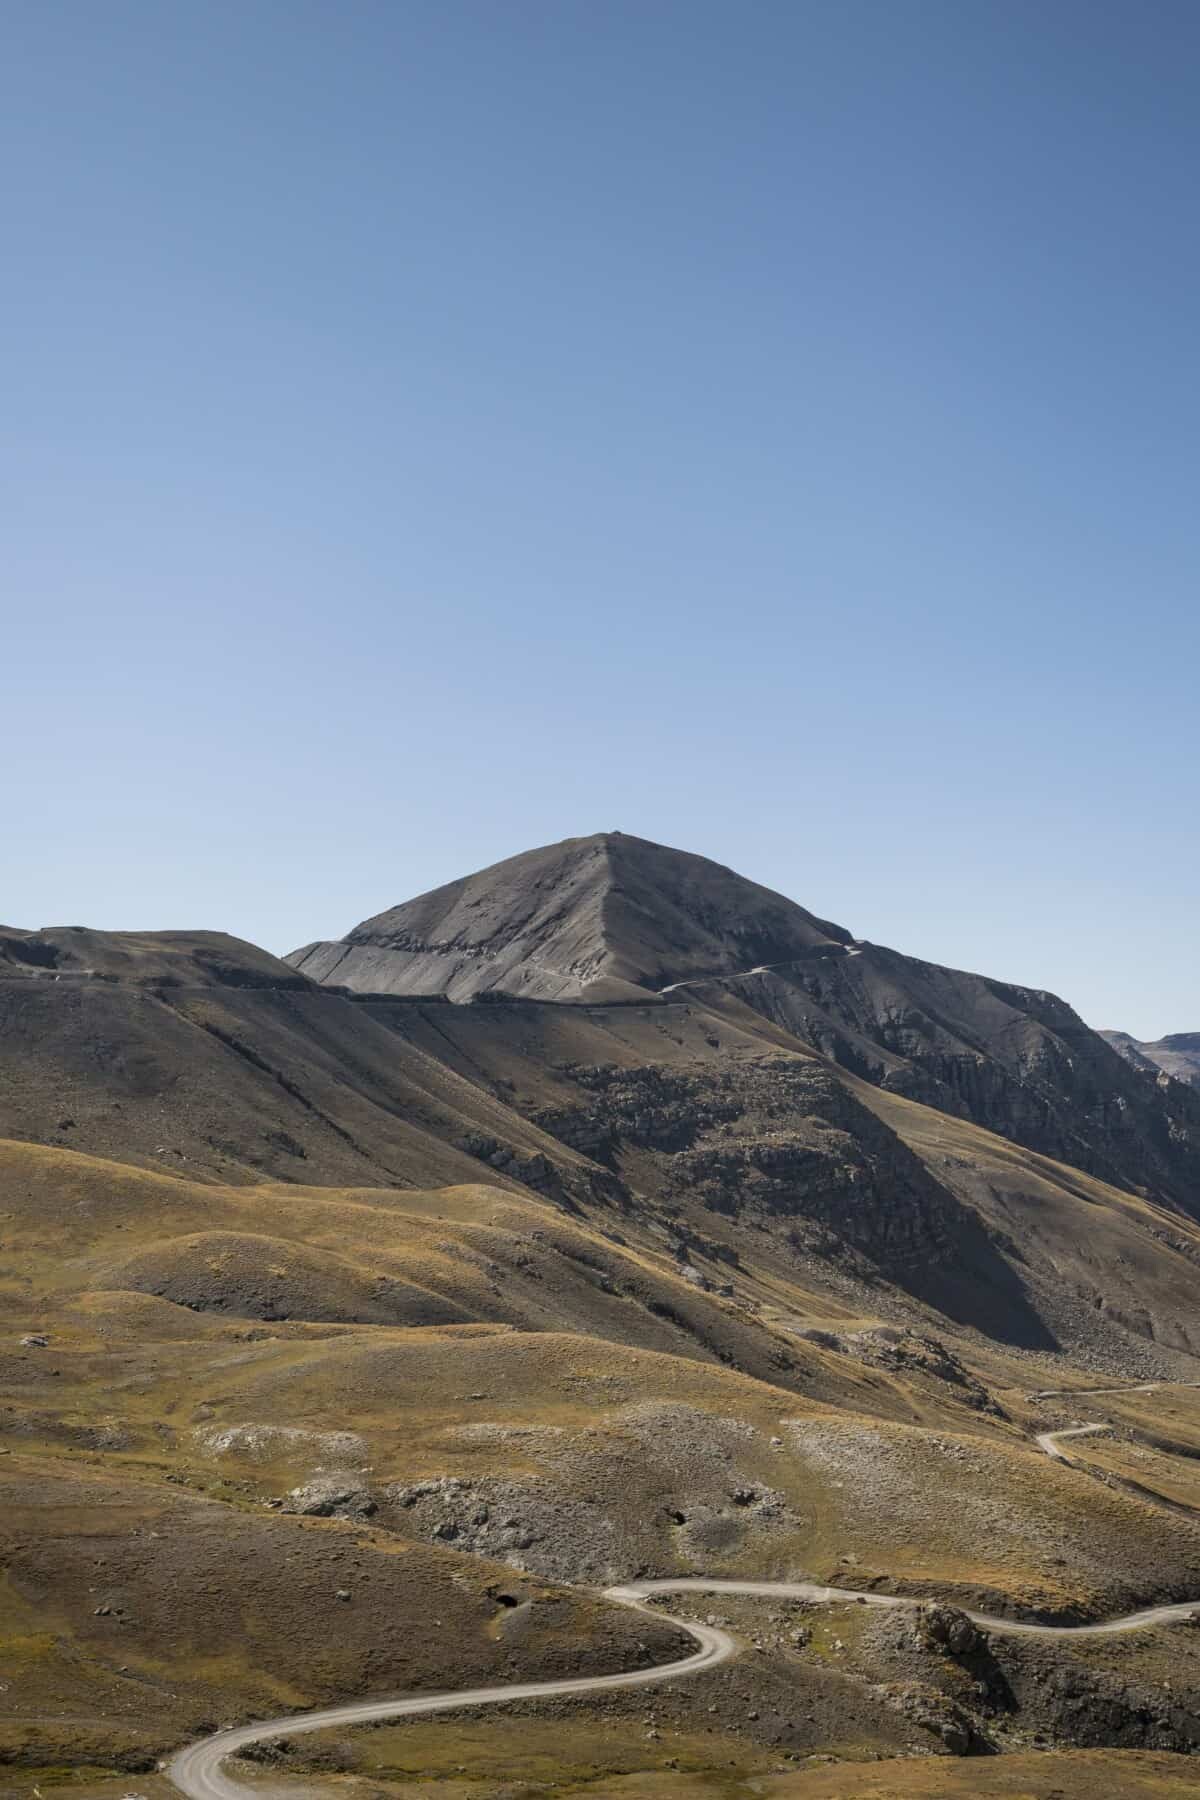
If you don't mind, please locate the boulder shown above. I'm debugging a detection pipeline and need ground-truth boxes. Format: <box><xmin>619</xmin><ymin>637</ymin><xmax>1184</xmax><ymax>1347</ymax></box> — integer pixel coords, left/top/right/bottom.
<box><xmin>919</xmin><ymin>1603</ymin><xmax>982</xmax><ymax>1657</ymax></box>
<box><xmin>282</xmin><ymin>1474</ymin><xmax>376</xmax><ymax>1519</ymax></box>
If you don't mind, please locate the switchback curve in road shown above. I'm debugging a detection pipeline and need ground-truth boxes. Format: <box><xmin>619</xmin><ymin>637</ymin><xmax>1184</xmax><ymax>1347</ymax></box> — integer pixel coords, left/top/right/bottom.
<box><xmin>167</xmin><ymin>1573</ymin><xmax>1200</xmax><ymax>1800</ymax></box>
<box><xmin>1035</xmin><ymin>1421</ymin><xmax>1112</xmax><ymax>1461</ymax></box>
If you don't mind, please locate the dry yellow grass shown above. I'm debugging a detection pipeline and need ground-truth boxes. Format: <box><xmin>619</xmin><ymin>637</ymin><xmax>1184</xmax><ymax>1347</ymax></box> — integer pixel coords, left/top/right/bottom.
<box><xmin>8</xmin><ymin>1138</ymin><xmax>1200</xmax><ymax>1792</ymax></box>
<box><xmin>0</xmin><ymin>1448</ymin><xmax>689</xmax><ymax>1774</ymax></box>
<box><xmin>8</xmin><ymin>1138</ymin><xmax>1200</xmax><ymax>1617</ymax></box>
<box><xmin>755</xmin><ymin>1750</ymin><xmax>1200</xmax><ymax>1799</ymax></box>
<box><xmin>4</xmin><ymin>1747</ymin><xmax>1198</xmax><ymax>1800</ymax></box>
<box><xmin>0</xmin><ymin>1138</ymin><xmax>871</xmax><ymax>1392</ymax></box>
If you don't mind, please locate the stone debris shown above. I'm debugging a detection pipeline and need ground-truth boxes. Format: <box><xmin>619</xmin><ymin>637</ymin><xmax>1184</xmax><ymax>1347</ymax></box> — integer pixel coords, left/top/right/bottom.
<box><xmin>281</xmin><ymin>1473</ymin><xmax>377</xmax><ymax>1519</ymax></box>
<box><xmin>193</xmin><ymin>1423</ymin><xmax>368</xmax><ymax>1464</ymax></box>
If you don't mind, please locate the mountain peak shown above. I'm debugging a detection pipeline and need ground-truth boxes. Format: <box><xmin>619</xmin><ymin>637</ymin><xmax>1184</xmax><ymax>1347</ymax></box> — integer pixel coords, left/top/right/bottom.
<box><xmin>287</xmin><ymin>832</ymin><xmax>851</xmax><ymax>1003</ymax></box>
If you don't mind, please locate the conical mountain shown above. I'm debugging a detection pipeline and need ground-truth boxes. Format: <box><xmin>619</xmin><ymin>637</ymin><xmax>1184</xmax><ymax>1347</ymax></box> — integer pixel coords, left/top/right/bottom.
<box><xmin>287</xmin><ymin>831</ymin><xmax>852</xmax><ymax>1003</ymax></box>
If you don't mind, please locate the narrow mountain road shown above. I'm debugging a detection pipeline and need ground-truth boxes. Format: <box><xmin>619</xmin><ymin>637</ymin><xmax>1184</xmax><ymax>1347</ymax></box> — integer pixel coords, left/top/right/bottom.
<box><xmin>167</xmin><ymin>1571</ymin><xmax>1200</xmax><ymax>1799</ymax></box>
<box><xmin>1036</xmin><ymin>1421</ymin><xmax>1112</xmax><ymax>1461</ymax></box>
<box><xmin>656</xmin><ymin>943</ymin><xmax>862</xmax><ymax>996</ymax></box>
<box><xmin>1032</xmin><ymin>1382</ymin><xmax>1200</xmax><ymax>1463</ymax></box>
<box><xmin>166</xmin><ymin>1595</ymin><xmax>731</xmax><ymax>1800</ymax></box>
<box><xmin>1031</xmin><ymin>1382</ymin><xmax>1171</xmax><ymax>1401</ymax></box>
<box><xmin>168</xmin><ymin>1385</ymin><xmax>1200</xmax><ymax>1798</ymax></box>
<box><xmin>614</xmin><ymin>1577</ymin><xmax>1200</xmax><ymax>1638</ymax></box>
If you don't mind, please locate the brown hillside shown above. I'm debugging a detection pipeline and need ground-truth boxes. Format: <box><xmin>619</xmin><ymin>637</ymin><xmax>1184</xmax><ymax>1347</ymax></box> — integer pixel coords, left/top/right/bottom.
<box><xmin>288</xmin><ymin>833</ymin><xmax>1200</xmax><ymax>1211</ymax></box>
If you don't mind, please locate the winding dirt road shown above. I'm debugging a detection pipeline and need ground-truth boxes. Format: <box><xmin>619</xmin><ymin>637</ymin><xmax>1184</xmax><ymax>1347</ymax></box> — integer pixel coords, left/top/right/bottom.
<box><xmin>168</xmin><ymin>1386</ymin><xmax>1200</xmax><ymax>1797</ymax></box>
<box><xmin>1035</xmin><ymin>1421</ymin><xmax>1112</xmax><ymax>1461</ymax></box>
<box><xmin>167</xmin><ymin>1571</ymin><xmax>1200</xmax><ymax>1799</ymax></box>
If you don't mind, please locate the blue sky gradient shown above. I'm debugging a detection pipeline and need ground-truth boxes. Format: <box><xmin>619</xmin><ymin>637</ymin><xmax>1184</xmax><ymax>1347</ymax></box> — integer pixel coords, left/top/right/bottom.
<box><xmin>4</xmin><ymin>1</ymin><xmax>1196</xmax><ymax>1033</ymax></box>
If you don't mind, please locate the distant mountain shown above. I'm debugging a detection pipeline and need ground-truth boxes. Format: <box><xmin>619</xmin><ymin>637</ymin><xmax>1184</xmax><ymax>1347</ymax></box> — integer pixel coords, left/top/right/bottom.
<box><xmin>1101</xmin><ymin>1029</ymin><xmax>1200</xmax><ymax>1092</ymax></box>
<box><xmin>290</xmin><ymin>832</ymin><xmax>1200</xmax><ymax>1212</ymax></box>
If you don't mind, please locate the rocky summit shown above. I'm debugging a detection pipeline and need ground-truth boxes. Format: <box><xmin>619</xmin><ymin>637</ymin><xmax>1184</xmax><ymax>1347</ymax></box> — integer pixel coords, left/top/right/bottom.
<box><xmin>6</xmin><ymin>834</ymin><xmax>1200</xmax><ymax>1800</ymax></box>
<box><xmin>287</xmin><ymin>830</ymin><xmax>852</xmax><ymax>1003</ymax></box>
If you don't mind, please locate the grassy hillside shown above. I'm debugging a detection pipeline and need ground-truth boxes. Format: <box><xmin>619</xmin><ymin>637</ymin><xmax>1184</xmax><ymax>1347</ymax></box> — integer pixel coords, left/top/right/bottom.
<box><xmin>0</xmin><ymin>1450</ymin><xmax>687</xmax><ymax>1775</ymax></box>
<box><xmin>0</xmin><ymin>935</ymin><xmax>613</xmax><ymax>1202</ymax></box>
<box><xmin>375</xmin><ymin>993</ymin><xmax>1200</xmax><ymax>1368</ymax></box>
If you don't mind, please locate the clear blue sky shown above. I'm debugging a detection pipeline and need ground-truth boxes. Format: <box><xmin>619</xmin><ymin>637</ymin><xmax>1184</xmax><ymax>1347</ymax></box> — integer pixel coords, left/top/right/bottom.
<box><xmin>4</xmin><ymin>1</ymin><xmax>1196</xmax><ymax>1035</ymax></box>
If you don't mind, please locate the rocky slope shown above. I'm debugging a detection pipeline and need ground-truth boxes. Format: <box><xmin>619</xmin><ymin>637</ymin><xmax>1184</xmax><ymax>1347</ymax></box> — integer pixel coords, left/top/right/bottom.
<box><xmin>291</xmin><ymin>833</ymin><xmax>1200</xmax><ymax>1214</ymax></box>
<box><xmin>287</xmin><ymin>831</ymin><xmax>851</xmax><ymax>1003</ymax></box>
<box><xmin>0</xmin><ymin>924</ymin><xmax>615</xmax><ymax>1204</ymax></box>
<box><xmin>8</xmin><ymin>908</ymin><xmax>1200</xmax><ymax>1368</ymax></box>
<box><xmin>374</xmin><ymin>993</ymin><xmax>1200</xmax><ymax>1365</ymax></box>
<box><xmin>1102</xmin><ymin>1030</ymin><xmax>1200</xmax><ymax>1092</ymax></box>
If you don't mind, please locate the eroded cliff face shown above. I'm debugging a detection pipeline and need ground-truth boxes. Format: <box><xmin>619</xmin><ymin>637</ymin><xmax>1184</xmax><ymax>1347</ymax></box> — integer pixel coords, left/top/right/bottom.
<box><xmin>501</xmin><ymin>1050</ymin><xmax>1051</xmax><ymax>1345</ymax></box>
<box><xmin>710</xmin><ymin>951</ymin><xmax>1200</xmax><ymax>1214</ymax></box>
<box><xmin>532</xmin><ymin>1057</ymin><xmax>951</xmax><ymax>1255</ymax></box>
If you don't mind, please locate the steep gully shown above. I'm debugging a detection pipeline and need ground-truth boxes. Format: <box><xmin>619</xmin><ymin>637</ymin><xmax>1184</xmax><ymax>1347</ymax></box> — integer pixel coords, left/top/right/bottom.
<box><xmin>168</xmin><ymin>1389</ymin><xmax>1200</xmax><ymax>1799</ymax></box>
